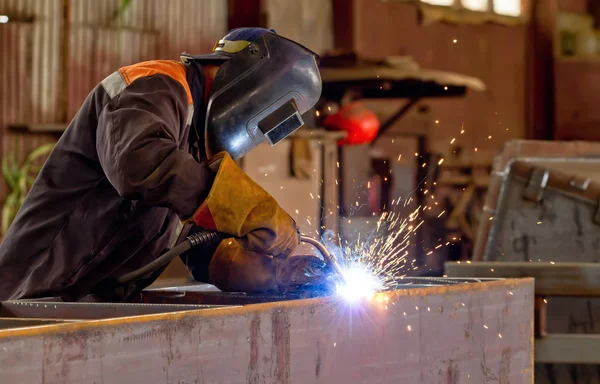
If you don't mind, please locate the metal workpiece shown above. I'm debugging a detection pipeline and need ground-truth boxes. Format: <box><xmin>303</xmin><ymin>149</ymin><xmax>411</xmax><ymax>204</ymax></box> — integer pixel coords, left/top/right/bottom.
<box><xmin>0</xmin><ymin>279</ymin><xmax>534</xmax><ymax>383</ymax></box>
<box><xmin>0</xmin><ymin>300</ymin><xmax>232</xmax><ymax>321</ymax></box>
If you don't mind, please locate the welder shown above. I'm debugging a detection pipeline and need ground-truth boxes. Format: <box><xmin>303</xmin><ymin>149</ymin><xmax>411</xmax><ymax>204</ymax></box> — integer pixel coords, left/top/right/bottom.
<box><xmin>0</xmin><ymin>28</ymin><xmax>328</xmax><ymax>301</ymax></box>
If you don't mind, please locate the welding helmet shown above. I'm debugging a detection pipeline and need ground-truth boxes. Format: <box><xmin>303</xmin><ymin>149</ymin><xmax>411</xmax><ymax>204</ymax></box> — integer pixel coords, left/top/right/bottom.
<box><xmin>182</xmin><ymin>28</ymin><xmax>322</xmax><ymax>159</ymax></box>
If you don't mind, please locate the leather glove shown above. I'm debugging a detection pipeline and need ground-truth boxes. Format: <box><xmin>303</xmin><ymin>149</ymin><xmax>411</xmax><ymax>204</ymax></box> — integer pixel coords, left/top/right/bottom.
<box><xmin>209</xmin><ymin>239</ymin><xmax>330</xmax><ymax>293</ymax></box>
<box><xmin>187</xmin><ymin>151</ymin><xmax>300</xmax><ymax>258</ymax></box>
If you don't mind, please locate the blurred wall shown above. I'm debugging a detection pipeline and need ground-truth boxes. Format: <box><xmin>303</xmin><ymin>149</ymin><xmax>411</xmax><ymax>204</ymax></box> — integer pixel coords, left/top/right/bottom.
<box><xmin>0</xmin><ymin>0</ymin><xmax>227</xmax><ymax>204</ymax></box>
<box><xmin>353</xmin><ymin>0</ymin><xmax>528</xmax><ymax>163</ymax></box>
<box><xmin>557</xmin><ymin>0</ymin><xmax>586</xmax><ymax>14</ymax></box>
<box><xmin>264</xmin><ymin>0</ymin><xmax>333</xmax><ymax>54</ymax></box>
<box><xmin>553</xmin><ymin>0</ymin><xmax>600</xmax><ymax>141</ymax></box>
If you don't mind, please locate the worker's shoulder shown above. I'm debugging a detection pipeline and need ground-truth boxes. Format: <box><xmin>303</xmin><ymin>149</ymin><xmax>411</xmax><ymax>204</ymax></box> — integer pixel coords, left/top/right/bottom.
<box><xmin>101</xmin><ymin>60</ymin><xmax>192</xmax><ymax>104</ymax></box>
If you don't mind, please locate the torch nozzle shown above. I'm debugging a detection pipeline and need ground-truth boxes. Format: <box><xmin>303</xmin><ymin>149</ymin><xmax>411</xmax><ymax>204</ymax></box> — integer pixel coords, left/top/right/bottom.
<box><xmin>300</xmin><ymin>236</ymin><xmax>346</xmax><ymax>284</ymax></box>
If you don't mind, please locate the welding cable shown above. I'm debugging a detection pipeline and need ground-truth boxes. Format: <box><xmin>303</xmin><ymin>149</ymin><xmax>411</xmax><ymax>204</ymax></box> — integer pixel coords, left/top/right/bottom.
<box><xmin>116</xmin><ymin>230</ymin><xmax>224</xmax><ymax>284</ymax></box>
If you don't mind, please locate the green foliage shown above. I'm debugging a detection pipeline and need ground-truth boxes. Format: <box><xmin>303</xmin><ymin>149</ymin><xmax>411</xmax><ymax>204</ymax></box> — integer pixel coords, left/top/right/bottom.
<box><xmin>118</xmin><ymin>0</ymin><xmax>132</xmax><ymax>16</ymax></box>
<box><xmin>1</xmin><ymin>142</ymin><xmax>55</xmax><ymax>237</ymax></box>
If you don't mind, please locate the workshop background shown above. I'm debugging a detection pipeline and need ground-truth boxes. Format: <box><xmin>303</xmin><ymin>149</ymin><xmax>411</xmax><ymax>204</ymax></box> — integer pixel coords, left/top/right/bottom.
<box><xmin>0</xmin><ymin>0</ymin><xmax>578</xmax><ymax>263</ymax></box>
<box><xmin>2</xmin><ymin>0</ymin><xmax>600</xmax><ymax>382</ymax></box>
<box><xmin>0</xmin><ymin>0</ymin><xmax>530</xmax><ymax>251</ymax></box>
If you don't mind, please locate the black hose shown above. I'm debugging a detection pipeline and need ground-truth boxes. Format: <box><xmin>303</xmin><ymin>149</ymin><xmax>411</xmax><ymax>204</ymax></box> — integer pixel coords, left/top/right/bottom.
<box><xmin>116</xmin><ymin>230</ymin><xmax>224</xmax><ymax>284</ymax></box>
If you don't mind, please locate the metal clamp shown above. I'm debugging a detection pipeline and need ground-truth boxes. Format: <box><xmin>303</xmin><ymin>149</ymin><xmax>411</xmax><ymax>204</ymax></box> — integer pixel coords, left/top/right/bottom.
<box><xmin>569</xmin><ymin>176</ymin><xmax>591</xmax><ymax>191</ymax></box>
<box><xmin>523</xmin><ymin>168</ymin><xmax>549</xmax><ymax>203</ymax></box>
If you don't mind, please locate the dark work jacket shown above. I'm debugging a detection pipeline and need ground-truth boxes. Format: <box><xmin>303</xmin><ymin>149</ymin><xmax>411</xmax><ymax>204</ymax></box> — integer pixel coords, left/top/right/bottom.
<box><xmin>0</xmin><ymin>60</ymin><xmax>214</xmax><ymax>301</ymax></box>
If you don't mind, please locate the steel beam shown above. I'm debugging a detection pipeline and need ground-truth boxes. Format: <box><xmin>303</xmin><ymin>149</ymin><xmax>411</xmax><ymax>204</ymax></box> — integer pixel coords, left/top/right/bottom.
<box><xmin>0</xmin><ymin>279</ymin><xmax>533</xmax><ymax>383</ymax></box>
<box><xmin>444</xmin><ymin>261</ymin><xmax>600</xmax><ymax>296</ymax></box>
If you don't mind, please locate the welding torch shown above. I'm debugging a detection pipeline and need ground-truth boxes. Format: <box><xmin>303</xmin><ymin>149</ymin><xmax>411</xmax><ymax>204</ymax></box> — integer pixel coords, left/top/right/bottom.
<box><xmin>296</xmin><ymin>236</ymin><xmax>345</xmax><ymax>282</ymax></box>
<box><xmin>117</xmin><ymin>229</ymin><xmax>345</xmax><ymax>286</ymax></box>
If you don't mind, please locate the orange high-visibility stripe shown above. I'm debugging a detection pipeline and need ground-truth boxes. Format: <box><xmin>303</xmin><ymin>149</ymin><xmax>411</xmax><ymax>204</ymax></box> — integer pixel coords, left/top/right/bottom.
<box><xmin>119</xmin><ymin>60</ymin><xmax>193</xmax><ymax>104</ymax></box>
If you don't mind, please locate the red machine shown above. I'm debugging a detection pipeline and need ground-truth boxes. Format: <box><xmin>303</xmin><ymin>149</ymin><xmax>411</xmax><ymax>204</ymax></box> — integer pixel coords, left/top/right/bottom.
<box><xmin>322</xmin><ymin>102</ymin><xmax>380</xmax><ymax>145</ymax></box>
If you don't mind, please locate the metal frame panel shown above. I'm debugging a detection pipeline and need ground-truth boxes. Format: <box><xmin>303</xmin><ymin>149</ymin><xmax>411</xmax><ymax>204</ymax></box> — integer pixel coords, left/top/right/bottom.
<box><xmin>473</xmin><ymin>139</ymin><xmax>600</xmax><ymax>261</ymax></box>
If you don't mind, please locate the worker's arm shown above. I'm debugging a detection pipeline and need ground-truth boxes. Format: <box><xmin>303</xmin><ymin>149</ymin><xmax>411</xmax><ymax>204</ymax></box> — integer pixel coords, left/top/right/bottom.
<box><xmin>96</xmin><ymin>74</ymin><xmax>214</xmax><ymax>218</ymax></box>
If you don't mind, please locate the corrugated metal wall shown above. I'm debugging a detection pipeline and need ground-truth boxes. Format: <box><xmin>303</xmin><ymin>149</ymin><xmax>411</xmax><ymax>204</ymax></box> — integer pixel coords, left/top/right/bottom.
<box><xmin>0</xmin><ymin>0</ymin><xmax>227</xmax><ymax>203</ymax></box>
<box><xmin>0</xmin><ymin>0</ymin><xmax>63</xmax><ymax>202</ymax></box>
<box><xmin>68</xmin><ymin>0</ymin><xmax>227</xmax><ymax>117</ymax></box>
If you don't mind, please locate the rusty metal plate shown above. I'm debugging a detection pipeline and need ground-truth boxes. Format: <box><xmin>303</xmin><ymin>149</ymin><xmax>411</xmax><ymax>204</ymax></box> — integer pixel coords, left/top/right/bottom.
<box><xmin>0</xmin><ymin>279</ymin><xmax>533</xmax><ymax>384</ymax></box>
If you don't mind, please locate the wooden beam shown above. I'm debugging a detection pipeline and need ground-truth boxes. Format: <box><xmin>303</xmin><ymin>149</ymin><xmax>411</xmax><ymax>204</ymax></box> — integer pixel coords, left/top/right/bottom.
<box><xmin>526</xmin><ymin>0</ymin><xmax>557</xmax><ymax>140</ymax></box>
<box><xmin>228</xmin><ymin>0</ymin><xmax>262</xmax><ymax>30</ymax></box>
<box><xmin>536</xmin><ymin>334</ymin><xmax>600</xmax><ymax>364</ymax></box>
<box><xmin>332</xmin><ymin>0</ymin><xmax>355</xmax><ymax>50</ymax></box>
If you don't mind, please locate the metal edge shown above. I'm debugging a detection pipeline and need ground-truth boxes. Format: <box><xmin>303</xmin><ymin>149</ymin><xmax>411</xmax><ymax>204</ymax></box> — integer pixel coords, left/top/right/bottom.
<box><xmin>0</xmin><ymin>279</ymin><xmax>531</xmax><ymax>339</ymax></box>
<box><xmin>472</xmin><ymin>144</ymin><xmax>514</xmax><ymax>261</ymax></box>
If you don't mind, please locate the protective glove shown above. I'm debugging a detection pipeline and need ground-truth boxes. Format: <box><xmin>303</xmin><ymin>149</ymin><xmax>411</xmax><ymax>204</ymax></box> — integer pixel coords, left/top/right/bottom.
<box><xmin>208</xmin><ymin>239</ymin><xmax>331</xmax><ymax>293</ymax></box>
<box><xmin>187</xmin><ymin>151</ymin><xmax>300</xmax><ymax>258</ymax></box>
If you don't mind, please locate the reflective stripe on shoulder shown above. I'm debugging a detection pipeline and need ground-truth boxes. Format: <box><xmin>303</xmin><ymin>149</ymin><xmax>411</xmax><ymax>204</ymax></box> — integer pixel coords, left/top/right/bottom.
<box><xmin>186</xmin><ymin>105</ymin><xmax>194</xmax><ymax>126</ymax></box>
<box><xmin>101</xmin><ymin>71</ymin><xmax>127</xmax><ymax>99</ymax></box>
<box><xmin>118</xmin><ymin>60</ymin><xmax>193</xmax><ymax>105</ymax></box>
